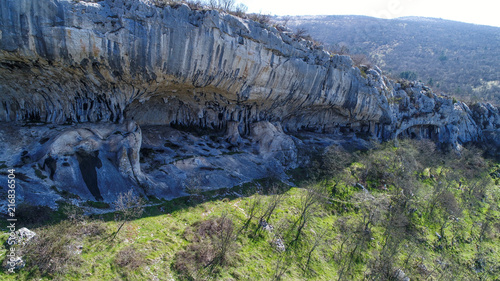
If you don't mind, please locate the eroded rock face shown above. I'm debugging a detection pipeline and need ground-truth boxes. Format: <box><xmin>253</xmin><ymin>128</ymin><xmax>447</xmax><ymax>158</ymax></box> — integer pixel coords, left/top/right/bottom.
<box><xmin>1</xmin><ymin>0</ymin><xmax>498</xmax><ymax>149</ymax></box>
<box><xmin>225</xmin><ymin>121</ymin><xmax>242</xmax><ymax>145</ymax></box>
<box><xmin>250</xmin><ymin>121</ymin><xmax>297</xmax><ymax>168</ymax></box>
<box><xmin>0</xmin><ymin>122</ymin><xmax>149</xmax><ymax>203</ymax></box>
<box><xmin>1</xmin><ymin>0</ymin><xmax>500</xmax><ymax>208</ymax></box>
<box><xmin>39</xmin><ymin>121</ymin><xmax>149</xmax><ymax>202</ymax></box>
<box><xmin>3</xmin><ymin>0</ymin><xmax>497</xmax><ymax>147</ymax></box>
<box><xmin>470</xmin><ymin>103</ymin><xmax>500</xmax><ymax>155</ymax></box>
<box><xmin>138</xmin><ymin>123</ymin><xmax>297</xmax><ymax>196</ymax></box>
<box><xmin>0</xmin><ymin>0</ymin><xmax>384</xmax><ymax>134</ymax></box>
<box><xmin>0</xmin><ymin>120</ymin><xmax>303</xmax><ymax>207</ymax></box>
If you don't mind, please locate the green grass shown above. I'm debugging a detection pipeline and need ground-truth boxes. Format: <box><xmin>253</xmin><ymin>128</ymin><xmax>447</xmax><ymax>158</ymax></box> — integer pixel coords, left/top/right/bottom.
<box><xmin>50</xmin><ymin>186</ymin><xmax>80</xmax><ymax>200</ymax></box>
<box><xmin>1</xmin><ymin>141</ymin><xmax>499</xmax><ymax>280</ymax></box>
<box><xmin>82</xmin><ymin>201</ymin><xmax>111</xmax><ymax>209</ymax></box>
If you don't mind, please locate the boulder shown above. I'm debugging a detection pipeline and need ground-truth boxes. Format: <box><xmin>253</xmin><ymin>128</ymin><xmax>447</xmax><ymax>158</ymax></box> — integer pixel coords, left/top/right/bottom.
<box><xmin>3</xmin><ymin>228</ymin><xmax>37</xmax><ymax>271</ymax></box>
<box><xmin>250</xmin><ymin>121</ymin><xmax>297</xmax><ymax>168</ymax></box>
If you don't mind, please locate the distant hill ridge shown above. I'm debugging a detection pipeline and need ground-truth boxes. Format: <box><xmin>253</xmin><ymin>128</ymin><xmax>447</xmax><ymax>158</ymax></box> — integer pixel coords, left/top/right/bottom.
<box><xmin>279</xmin><ymin>15</ymin><xmax>500</xmax><ymax>105</ymax></box>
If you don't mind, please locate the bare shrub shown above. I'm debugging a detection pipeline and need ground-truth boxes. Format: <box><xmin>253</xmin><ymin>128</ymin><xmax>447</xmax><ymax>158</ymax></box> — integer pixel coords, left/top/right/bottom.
<box><xmin>438</xmin><ymin>190</ymin><xmax>461</xmax><ymax>217</ymax></box>
<box><xmin>18</xmin><ymin>218</ymin><xmax>107</xmax><ymax>277</ymax></box>
<box><xmin>294</xmin><ymin>27</ymin><xmax>308</xmax><ymax>38</ymax></box>
<box><xmin>22</xmin><ymin>221</ymin><xmax>81</xmax><ymax>277</ymax></box>
<box><xmin>325</xmin><ymin>44</ymin><xmax>350</xmax><ymax>55</ymax></box>
<box><xmin>174</xmin><ymin>214</ymin><xmax>238</xmax><ymax>279</ymax></box>
<box><xmin>151</xmin><ymin>0</ymin><xmax>204</xmax><ymax>10</ymax></box>
<box><xmin>114</xmin><ymin>246</ymin><xmax>146</xmax><ymax>271</ymax></box>
<box><xmin>150</xmin><ymin>0</ymin><xmax>174</xmax><ymax>8</ymax></box>
<box><xmin>233</xmin><ymin>3</ymin><xmax>248</xmax><ymax>17</ymax></box>
<box><xmin>185</xmin><ymin>0</ymin><xmax>204</xmax><ymax>10</ymax></box>
<box><xmin>248</xmin><ymin>13</ymin><xmax>272</xmax><ymax>25</ymax></box>
<box><xmin>293</xmin><ymin>27</ymin><xmax>313</xmax><ymax>41</ymax></box>
<box><xmin>112</xmin><ymin>190</ymin><xmax>145</xmax><ymax>240</ymax></box>
<box><xmin>78</xmin><ymin>220</ymin><xmax>108</xmax><ymax>238</ymax></box>
<box><xmin>351</xmin><ymin>53</ymin><xmax>372</xmax><ymax>67</ymax></box>
<box><xmin>208</xmin><ymin>0</ymin><xmax>235</xmax><ymax>11</ymax></box>
<box><xmin>280</xmin><ymin>15</ymin><xmax>291</xmax><ymax>28</ymax></box>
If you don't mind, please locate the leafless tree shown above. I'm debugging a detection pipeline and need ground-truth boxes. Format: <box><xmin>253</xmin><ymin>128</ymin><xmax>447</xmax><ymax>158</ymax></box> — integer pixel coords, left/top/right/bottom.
<box><xmin>238</xmin><ymin>194</ymin><xmax>263</xmax><ymax>235</ymax></box>
<box><xmin>289</xmin><ymin>184</ymin><xmax>328</xmax><ymax>245</ymax></box>
<box><xmin>271</xmin><ymin>218</ymin><xmax>295</xmax><ymax>281</ymax></box>
<box><xmin>112</xmin><ymin>190</ymin><xmax>145</xmax><ymax>240</ymax></box>
<box><xmin>254</xmin><ymin>186</ymin><xmax>286</xmax><ymax>235</ymax></box>
<box><xmin>336</xmin><ymin>217</ymin><xmax>372</xmax><ymax>281</ymax></box>
<box><xmin>208</xmin><ymin>0</ymin><xmax>235</xmax><ymax>11</ymax></box>
<box><xmin>302</xmin><ymin>226</ymin><xmax>328</xmax><ymax>274</ymax></box>
<box><xmin>234</xmin><ymin>3</ymin><xmax>248</xmax><ymax>16</ymax></box>
<box><xmin>272</xmin><ymin>249</ymin><xmax>293</xmax><ymax>281</ymax></box>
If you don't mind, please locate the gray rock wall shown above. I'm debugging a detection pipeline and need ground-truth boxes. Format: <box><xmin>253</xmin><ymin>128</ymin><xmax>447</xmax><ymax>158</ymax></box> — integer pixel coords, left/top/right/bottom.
<box><xmin>0</xmin><ymin>0</ymin><xmax>499</xmax><ymax>148</ymax></box>
<box><xmin>1</xmin><ymin>0</ymin><xmax>500</xmax><ymax>209</ymax></box>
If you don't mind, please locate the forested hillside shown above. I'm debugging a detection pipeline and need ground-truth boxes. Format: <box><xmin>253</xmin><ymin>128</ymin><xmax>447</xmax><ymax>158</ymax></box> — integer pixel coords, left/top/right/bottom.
<box><xmin>280</xmin><ymin>15</ymin><xmax>500</xmax><ymax>105</ymax></box>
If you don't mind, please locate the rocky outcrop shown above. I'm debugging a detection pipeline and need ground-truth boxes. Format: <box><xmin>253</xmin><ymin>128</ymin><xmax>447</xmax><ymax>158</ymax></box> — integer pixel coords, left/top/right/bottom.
<box><xmin>1</xmin><ymin>0</ymin><xmax>385</xmax><ymax>132</ymax></box>
<box><xmin>35</xmin><ymin>120</ymin><xmax>150</xmax><ymax>202</ymax></box>
<box><xmin>250</xmin><ymin>121</ymin><xmax>297</xmax><ymax>168</ymax></box>
<box><xmin>0</xmin><ymin>121</ymin><xmax>154</xmax><ymax>204</ymax></box>
<box><xmin>0</xmin><ymin>0</ymin><xmax>499</xmax><ymax>207</ymax></box>
<box><xmin>1</xmin><ymin>0</ymin><xmax>499</xmax><ymax>147</ymax></box>
<box><xmin>0</xmin><ymin>120</ymin><xmax>300</xmax><ymax>206</ymax></box>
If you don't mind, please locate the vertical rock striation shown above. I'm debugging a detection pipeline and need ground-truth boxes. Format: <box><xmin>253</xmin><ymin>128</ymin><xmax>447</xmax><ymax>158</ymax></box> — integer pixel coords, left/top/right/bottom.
<box><xmin>1</xmin><ymin>0</ymin><xmax>499</xmax><ymax>149</ymax></box>
<box><xmin>0</xmin><ymin>0</ymin><xmax>499</xmax><ymax>207</ymax></box>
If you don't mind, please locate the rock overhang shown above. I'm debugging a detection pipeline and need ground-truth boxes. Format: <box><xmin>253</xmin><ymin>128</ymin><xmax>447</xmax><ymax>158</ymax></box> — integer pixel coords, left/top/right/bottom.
<box><xmin>1</xmin><ymin>0</ymin><xmax>500</xmax><ymax>209</ymax></box>
<box><xmin>0</xmin><ymin>0</ymin><xmax>393</xmax><ymax>134</ymax></box>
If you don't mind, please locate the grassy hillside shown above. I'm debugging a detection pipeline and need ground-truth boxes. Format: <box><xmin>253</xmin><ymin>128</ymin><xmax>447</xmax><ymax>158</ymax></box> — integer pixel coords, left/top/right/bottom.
<box><xmin>1</xmin><ymin>140</ymin><xmax>500</xmax><ymax>280</ymax></box>
<box><xmin>280</xmin><ymin>15</ymin><xmax>500</xmax><ymax>105</ymax></box>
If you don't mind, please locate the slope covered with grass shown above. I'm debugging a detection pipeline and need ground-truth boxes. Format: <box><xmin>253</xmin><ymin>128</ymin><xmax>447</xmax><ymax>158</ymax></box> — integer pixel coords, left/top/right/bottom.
<box><xmin>1</xmin><ymin>140</ymin><xmax>499</xmax><ymax>280</ymax></box>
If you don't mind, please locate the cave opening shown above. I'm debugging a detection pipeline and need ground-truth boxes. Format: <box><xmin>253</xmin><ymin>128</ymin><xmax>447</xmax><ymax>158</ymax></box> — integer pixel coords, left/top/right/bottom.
<box><xmin>398</xmin><ymin>125</ymin><xmax>439</xmax><ymax>142</ymax></box>
<box><xmin>76</xmin><ymin>150</ymin><xmax>103</xmax><ymax>201</ymax></box>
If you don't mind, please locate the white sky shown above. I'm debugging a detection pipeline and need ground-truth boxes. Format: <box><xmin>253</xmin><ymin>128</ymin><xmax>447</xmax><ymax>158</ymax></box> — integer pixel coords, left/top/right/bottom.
<box><xmin>239</xmin><ymin>0</ymin><xmax>500</xmax><ymax>27</ymax></box>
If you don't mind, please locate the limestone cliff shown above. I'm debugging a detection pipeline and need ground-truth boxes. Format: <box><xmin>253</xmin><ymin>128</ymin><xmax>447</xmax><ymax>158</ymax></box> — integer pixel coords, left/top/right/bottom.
<box><xmin>0</xmin><ymin>0</ymin><xmax>499</xmax><ymax>207</ymax></box>
<box><xmin>1</xmin><ymin>0</ymin><xmax>498</xmax><ymax>144</ymax></box>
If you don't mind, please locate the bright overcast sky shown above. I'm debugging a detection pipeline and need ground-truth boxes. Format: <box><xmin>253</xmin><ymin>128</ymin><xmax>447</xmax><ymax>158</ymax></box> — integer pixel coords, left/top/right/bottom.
<box><xmin>239</xmin><ymin>0</ymin><xmax>500</xmax><ymax>27</ymax></box>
